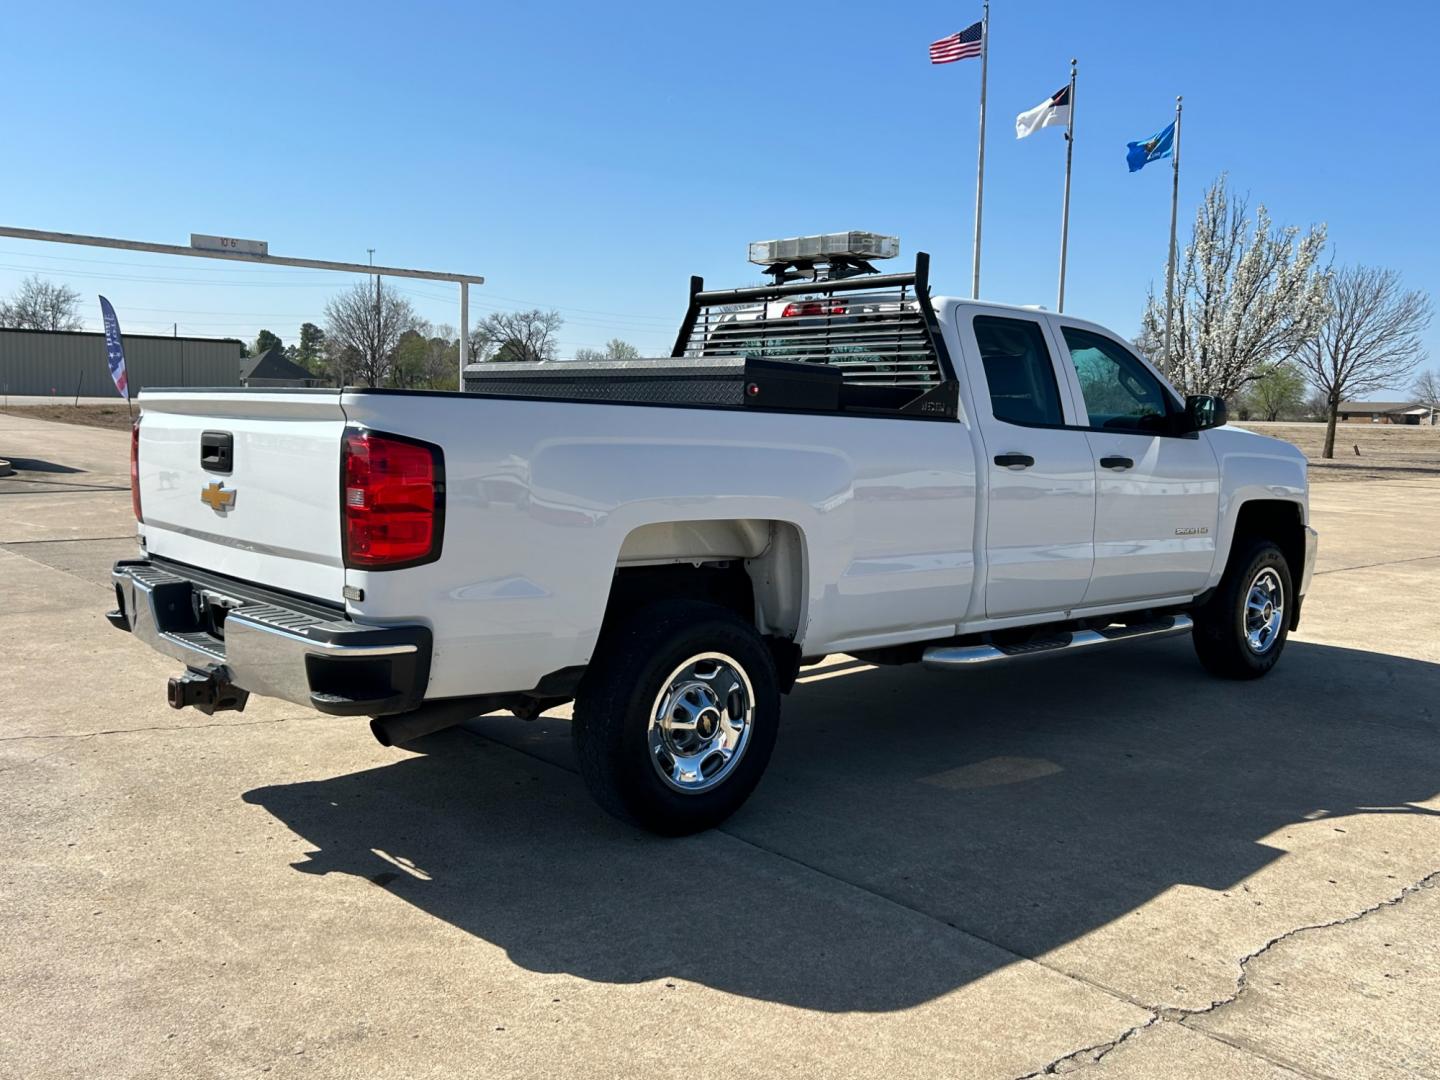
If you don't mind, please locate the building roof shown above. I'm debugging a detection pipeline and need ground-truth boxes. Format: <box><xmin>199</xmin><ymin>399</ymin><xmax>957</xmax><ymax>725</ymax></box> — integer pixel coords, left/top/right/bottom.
<box><xmin>1337</xmin><ymin>401</ymin><xmax>1424</xmax><ymax>414</ymax></box>
<box><xmin>241</xmin><ymin>347</ymin><xmax>320</xmax><ymax>383</ymax></box>
<box><xmin>0</xmin><ymin>325</ymin><xmax>241</xmax><ymax>346</ymax></box>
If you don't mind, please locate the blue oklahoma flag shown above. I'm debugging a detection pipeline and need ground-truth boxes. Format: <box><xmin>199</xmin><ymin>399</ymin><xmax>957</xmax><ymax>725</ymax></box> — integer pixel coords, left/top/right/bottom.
<box><xmin>1127</xmin><ymin>121</ymin><xmax>1175</xmax><ymax>172</ymax></box>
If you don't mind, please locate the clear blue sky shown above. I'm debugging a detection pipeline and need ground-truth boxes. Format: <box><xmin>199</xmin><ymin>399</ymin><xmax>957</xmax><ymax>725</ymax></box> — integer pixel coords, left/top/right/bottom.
<box><xmin>2</xmin><ymin>0</ymin><xmax>1436</xmax><ymax>381</ymax></box>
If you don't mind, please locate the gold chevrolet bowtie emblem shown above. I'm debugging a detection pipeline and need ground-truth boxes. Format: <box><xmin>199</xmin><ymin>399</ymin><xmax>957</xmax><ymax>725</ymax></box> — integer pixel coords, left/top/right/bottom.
<box><xmin>200</xmin><ymin>482</ymin><xmax>236</xmax><ymax>512</ymax></box>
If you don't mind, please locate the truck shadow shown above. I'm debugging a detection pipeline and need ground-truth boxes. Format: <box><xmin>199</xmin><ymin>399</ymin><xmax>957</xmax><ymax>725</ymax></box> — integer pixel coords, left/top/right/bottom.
<box><xmin>243</xmin><ymin>638</ymin><xmax>1440</xmax><ymax>1013</ymax></box>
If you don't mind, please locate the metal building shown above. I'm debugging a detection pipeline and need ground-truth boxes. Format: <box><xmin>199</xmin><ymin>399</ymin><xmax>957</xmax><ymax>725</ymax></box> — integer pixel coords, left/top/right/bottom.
<box><xmin>0</xmin><ymin>327</ymin><xmax>242</xmax><ymax>397</ymax></box>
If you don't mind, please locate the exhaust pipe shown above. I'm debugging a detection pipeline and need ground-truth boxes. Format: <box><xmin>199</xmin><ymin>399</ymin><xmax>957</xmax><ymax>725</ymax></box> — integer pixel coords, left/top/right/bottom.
<box><xmin>167</xmin><ymin>667</ymin><xmax>249</xmax><ymax>715</ymax></box>
<box><xmin>369</xmin><ymin>695</ymin><xmax>512</xmax><ymax>748</ymax></box>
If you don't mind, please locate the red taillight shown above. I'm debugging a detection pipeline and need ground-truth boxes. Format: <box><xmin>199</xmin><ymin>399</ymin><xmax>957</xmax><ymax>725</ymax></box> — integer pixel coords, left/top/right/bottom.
<box><xmin>781</xmin><ymin>301</ymin><xmax>847</xmax><ymax>318</ymax></box>
<box><xmin>341</xmin><ymin>430</ymin><xmax>443</xmax><ymax>569</ymax></box>
<box><xmin>130</xmin><ymin>418</ymin><xmax>143</xmax><ymax>522</ymax></box>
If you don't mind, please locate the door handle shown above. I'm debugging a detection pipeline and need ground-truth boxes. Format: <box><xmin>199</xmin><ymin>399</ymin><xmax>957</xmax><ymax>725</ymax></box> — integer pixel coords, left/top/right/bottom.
<box><xmin>994</xmin><ymin>453</ymin><xmax>1035</xmax><ymax>469</ymax></box>
<box><xmin>1100</xmin><ymin>455</ymin><xmax>1134</xmax><ymax>470</ymax></box>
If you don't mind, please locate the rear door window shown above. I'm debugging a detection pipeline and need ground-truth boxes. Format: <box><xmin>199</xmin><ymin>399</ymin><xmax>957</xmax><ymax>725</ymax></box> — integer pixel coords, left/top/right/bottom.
<box><xmin>972</xmin><ymin>315</ymin><xmax>1065</xmax><ymax>427</ymax></box>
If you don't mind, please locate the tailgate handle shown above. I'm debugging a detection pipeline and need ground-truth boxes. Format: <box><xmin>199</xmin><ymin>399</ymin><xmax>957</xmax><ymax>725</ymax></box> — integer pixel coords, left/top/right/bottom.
<box><xmin>200</xmin><ymin>431</ymin><xmax>234</xmax><ymax>474</ymax></box>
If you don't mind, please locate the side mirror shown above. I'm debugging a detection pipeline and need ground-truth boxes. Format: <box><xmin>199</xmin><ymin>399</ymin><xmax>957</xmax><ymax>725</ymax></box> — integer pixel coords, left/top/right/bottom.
<box><xmin>1184</xmin><ymin>394</ymin><xmax>1227</xmax><ymax>432</ymax></box>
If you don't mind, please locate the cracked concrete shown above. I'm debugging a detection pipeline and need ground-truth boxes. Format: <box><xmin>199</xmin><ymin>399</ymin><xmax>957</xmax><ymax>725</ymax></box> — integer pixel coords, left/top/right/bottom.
<box><xmin>2</xmin><ymin>415</ymin><xmax>1438</xmax><ymax>1079</ymax></box>
<box><xmin>1014</xmin><ymin>872</ymin><xmax>1440</xmax><ymax>1079</ymax></box>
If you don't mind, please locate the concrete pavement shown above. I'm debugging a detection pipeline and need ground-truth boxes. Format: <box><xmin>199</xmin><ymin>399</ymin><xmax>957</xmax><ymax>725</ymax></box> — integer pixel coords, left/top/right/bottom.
<box><xmin>1</xmin><ymin>411</ymin><xmax>1437</xmax><ymax>1078</ymax></box>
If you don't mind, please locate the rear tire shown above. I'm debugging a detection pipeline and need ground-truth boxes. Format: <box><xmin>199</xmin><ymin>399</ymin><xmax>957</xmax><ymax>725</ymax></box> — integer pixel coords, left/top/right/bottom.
<box><xmin>1192</xmin><ymin>538</ymin><xmax>1293</xmax><ymax>679</ymax></box>
<box><xmin>572</xmin><ymin>600</ymin><xmax>780</xmax><ymax>835</ymax></box>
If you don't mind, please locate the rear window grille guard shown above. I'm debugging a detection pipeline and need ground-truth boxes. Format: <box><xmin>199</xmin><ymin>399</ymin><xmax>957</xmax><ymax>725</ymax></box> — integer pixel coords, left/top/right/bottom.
<box><xmin>672</xmin><ymin>253</ymin><xmax>956</xmax><ymax>393</ymax></box>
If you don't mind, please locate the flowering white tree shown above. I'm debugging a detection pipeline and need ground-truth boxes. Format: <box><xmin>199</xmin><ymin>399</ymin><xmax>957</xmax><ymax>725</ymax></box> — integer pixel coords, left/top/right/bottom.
<box><xmin>1138</xmin><ymin>176</ymin><xmax>1330</xmax><ymax>399</ymax></box>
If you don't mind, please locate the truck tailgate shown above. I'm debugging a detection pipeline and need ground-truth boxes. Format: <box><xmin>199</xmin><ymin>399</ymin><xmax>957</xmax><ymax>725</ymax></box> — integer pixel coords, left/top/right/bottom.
<box><xmin>136</xmin><ymin>390</ymin><xmax>348</xmax><ymax>602</ymax></box>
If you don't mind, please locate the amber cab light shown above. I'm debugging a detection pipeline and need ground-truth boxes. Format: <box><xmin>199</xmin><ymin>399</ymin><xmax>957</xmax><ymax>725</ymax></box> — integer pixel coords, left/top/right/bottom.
<box><xmin>341</xmin><ymin>429</ymin><xmax>444</xmax><ymax>569</ymax></box>
<box><xmin>130</xmin><ymin>418</ymin><xmax>143</xmax><ymax>522</ymax></box>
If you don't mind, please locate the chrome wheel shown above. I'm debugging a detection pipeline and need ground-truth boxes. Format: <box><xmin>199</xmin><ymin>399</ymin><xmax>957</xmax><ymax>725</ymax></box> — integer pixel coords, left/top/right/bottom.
<box><xmin>1243</xmin><ymin>567</ymin><xmax>1285</xmax><ymax>655</ymax></box>
<box><xmin>648</xmin><ymin>652</ymin><xmax>754</xmax><ymax>794</ymax></box>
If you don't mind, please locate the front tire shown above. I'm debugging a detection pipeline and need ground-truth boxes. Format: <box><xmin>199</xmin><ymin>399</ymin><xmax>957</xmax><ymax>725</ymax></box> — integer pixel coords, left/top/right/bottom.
<box><xmin>1192</xmin><ymin>538</ymin><xmax>1293</xmax><ymax>679</ymax></box>
<box><xmin>572</xmin><ymin>600</ymin><xmax>780</xmax><ymax>835</ymax></box>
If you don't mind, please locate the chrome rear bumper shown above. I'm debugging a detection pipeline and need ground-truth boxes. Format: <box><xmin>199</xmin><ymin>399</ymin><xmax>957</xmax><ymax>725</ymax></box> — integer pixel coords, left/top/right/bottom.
<box><xmin>108</xmin><ymin>558</ymin><xmax>431</xmax><ymax>716</ymax></box>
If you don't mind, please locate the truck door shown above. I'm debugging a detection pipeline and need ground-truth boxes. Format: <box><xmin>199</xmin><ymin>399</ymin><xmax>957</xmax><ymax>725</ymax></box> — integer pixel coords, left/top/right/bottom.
<box><xmin>958</xmin><ymin>312</ymin><xmax>1096</xmax><ymax>619</ymax></box>
<box><xmin>1048</xmin><ymin>321</ymin><xmax>1220</xmax><ymax>606</ymax></box>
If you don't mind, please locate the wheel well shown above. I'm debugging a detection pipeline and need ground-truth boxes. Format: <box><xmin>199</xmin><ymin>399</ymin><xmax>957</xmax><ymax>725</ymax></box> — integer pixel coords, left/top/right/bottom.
<box><xmin>603</xmin><ymin>562</ymin><xmax>755</xmax><ymax>631</ymax></box>
<box><xmin>602</xmin><ymin>519</ymin><xmax>808</xmax><ymax>691</ymax></box>
<box><xmin>1231</xmin><ymin>500</ymin><xmax>1304</xmax><ymax>581</ymax></box>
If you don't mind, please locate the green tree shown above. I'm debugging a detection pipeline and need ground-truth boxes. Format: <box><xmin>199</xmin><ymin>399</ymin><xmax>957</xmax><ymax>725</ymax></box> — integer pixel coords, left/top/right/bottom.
<box><xmin>1245</xmin><ymin>362</ymin><xmax>1307</xmax><ymax>421</ymax></box>
<box><xmin>253</xmin><ymin>328</ymin><xmax>283</xmax><ymax>356</ymax></box>
<box><xmin>388</xmin><ymin>322</ymin><xmax>460</xmax><ymax>390</ymax></box>
<box><xmin>297</xmin><ymin>322</ymin><xmax>326</xmax><ymax>367</ymax></box>
<box><xmin>391</xmin><ymin>328</ymin><xmax>429</xmax><ymax>389</ymax></box>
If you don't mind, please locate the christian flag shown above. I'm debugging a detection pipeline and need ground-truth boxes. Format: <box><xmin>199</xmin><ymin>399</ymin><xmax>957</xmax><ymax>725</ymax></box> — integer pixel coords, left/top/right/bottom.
<box><xmin>1015</xmin><ymin>85</ymin><xmax>1071</xmax><ymax>139</ymax></box>
<box><xmin>98</xmin><ymin>296</ymin><xmax>129</xmax><ymax>398</ymax></box>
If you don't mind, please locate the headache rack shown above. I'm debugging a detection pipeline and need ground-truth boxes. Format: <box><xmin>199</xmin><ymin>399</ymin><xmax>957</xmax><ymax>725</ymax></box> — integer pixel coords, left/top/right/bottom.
<box><xmin>462</xmin><ymin>252</ymin><xmax>957</xmax><ymax>419</ymax></box>
<box><xmin>672</xmin><ymin>251</ymin><xmax>957</xmax><ymax>417</ymax></box>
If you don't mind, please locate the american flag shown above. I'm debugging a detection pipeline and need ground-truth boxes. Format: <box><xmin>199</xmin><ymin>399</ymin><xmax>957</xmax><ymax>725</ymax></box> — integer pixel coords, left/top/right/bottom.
<box><xmin>930</xmin><ymin>21</ymin><xmax>983</xmax><ymax>64</ymax></box>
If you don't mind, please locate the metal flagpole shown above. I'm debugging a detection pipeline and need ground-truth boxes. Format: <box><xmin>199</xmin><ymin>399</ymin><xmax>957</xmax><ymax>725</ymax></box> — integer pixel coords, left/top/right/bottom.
<box><xmin>971</xmin><ymin>0</ymin><xmax>989</xmax><ymax>299</ymax></box>
<box><xmin>1163</xmin><ymin>95</ymin><xmax>1183</xmax><ymax>368</ymax></box>
<box><xmin>1056</xmin><ymin>58</ymin><xmax>1077</xmax><ymax>312</ymax></box>
<box><xmin>459</xmin><ymin>282</ymin><xmax>469</xmax><ymax>389</ymax></box>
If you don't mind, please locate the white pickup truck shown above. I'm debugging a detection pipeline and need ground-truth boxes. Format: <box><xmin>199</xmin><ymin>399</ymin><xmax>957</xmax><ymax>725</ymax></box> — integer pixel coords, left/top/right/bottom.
<box><xmin>110</xmin><ymin>243</ymin><xmax>1317</xmax><ymax>834</ymax></box>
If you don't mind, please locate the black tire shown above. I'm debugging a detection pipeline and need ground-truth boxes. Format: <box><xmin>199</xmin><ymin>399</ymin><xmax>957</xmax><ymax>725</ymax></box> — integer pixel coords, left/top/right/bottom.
<box><xmin>572</xmin><ymin>600</ymin><xmax>780</xmax><ymax>835</ymax></box>
<box><xmin>1192</xmin><ymin>538</ymin><xmax>1293</xmax><ymax>679</ymax></box>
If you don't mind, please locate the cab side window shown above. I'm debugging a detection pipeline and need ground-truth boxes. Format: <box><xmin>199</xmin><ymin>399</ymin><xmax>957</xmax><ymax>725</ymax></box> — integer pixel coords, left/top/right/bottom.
<box><xmin>973</xmin><ymin>315</ymin><xmax>1064</xmax><ymax>427</ymax></box>
<box><xmin>1061</xmin><ymin>327</ymin><xmax>1173</xmax><ymax>433</ymax></box>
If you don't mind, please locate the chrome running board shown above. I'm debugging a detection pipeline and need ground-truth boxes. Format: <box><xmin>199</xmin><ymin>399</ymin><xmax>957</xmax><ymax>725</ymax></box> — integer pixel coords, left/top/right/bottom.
<box><xmin>922</xmin><ymin>615</ymin><xmax>1193</xmax><ymax>670</ymax></box>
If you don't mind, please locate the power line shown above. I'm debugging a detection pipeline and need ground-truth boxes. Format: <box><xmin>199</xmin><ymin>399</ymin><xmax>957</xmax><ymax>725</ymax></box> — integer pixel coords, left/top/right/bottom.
<box><xmin>393</xmin><ymin>286</ymin><xmax>672</xmax><ymax>332</ymax></box>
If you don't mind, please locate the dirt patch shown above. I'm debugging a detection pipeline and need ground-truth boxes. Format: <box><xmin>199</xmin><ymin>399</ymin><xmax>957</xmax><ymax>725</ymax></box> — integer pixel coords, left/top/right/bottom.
<box><xmin>1240</xmin><ymin>421</ymin><xmax>1440</xmax><ymax>483</ymax></box>
<box><xmin>0</xmin><ymin>405</ymin><xmax>138</xmax><ymax>431</ymax></box>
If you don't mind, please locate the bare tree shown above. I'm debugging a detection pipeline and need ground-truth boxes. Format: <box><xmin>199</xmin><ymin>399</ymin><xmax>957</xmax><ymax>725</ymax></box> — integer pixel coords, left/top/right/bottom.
<box><xmin>1412</xmin><ymin>368</ymin><xmax>1440</xmax><ymax>416</ymax></box>
<box><xmin>602</xmin><ymin>337</ymin><xmax>640</xmax><ymax>360</ymax></box>
<box><xmin>473</xmin><ymin>309</ymin><xmax>563</xmax><ymax>363</ymax></box>
<box><xmin>0</xmin><ymin>275</ymin><xmax>84</xmax><ymax>331</ymax></box>
<box><xmin>1302</xmin><ymin>389</ymin><xmax>1330</xmax><ymax>421</ymax></box>
<box><xmin>574</xmin><ymin>338</ymin><xmax>641</xmax><ymax>363</ymax></box>
<box><xmin>323</xmin><ymin>279</ymin><xmax>417</xmax><ymax>386</ymax></box>
<box><xmin>1138</xmin><ymin>175</ymin><xmax>1329</xmax><ymax>399</ymax></box>
<box><xmin>1293</xmin><ymin>265</ymin><xmax>1432</xmax><ymax>458</ymax></box>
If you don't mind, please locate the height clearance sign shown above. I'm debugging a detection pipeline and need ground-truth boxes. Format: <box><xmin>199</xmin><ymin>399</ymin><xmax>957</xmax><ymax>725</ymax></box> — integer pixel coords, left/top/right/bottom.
<box><xmin>190</xmin><ymin>233</ymin><xmax>269</xmax><ymax>257</ymax></box>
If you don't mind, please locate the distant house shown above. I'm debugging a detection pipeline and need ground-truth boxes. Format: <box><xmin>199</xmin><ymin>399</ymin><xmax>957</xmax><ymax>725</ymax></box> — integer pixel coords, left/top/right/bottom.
<box><xmin>241</xmin><ymin>348</ymin><xmax>329</xmax><ymax>388</ymax></box>
<box><xmin>1336</xmin><ymin>401</ymin><xmax>1436</xmax><ymax>425</ymax></box>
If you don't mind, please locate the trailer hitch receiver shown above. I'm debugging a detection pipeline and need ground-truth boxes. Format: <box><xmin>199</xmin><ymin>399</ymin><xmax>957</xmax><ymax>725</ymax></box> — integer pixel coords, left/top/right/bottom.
<box><xmin>167</xmin><ymin>667</ymin><xmax>249</xmax><ymax>715</ymax></box>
